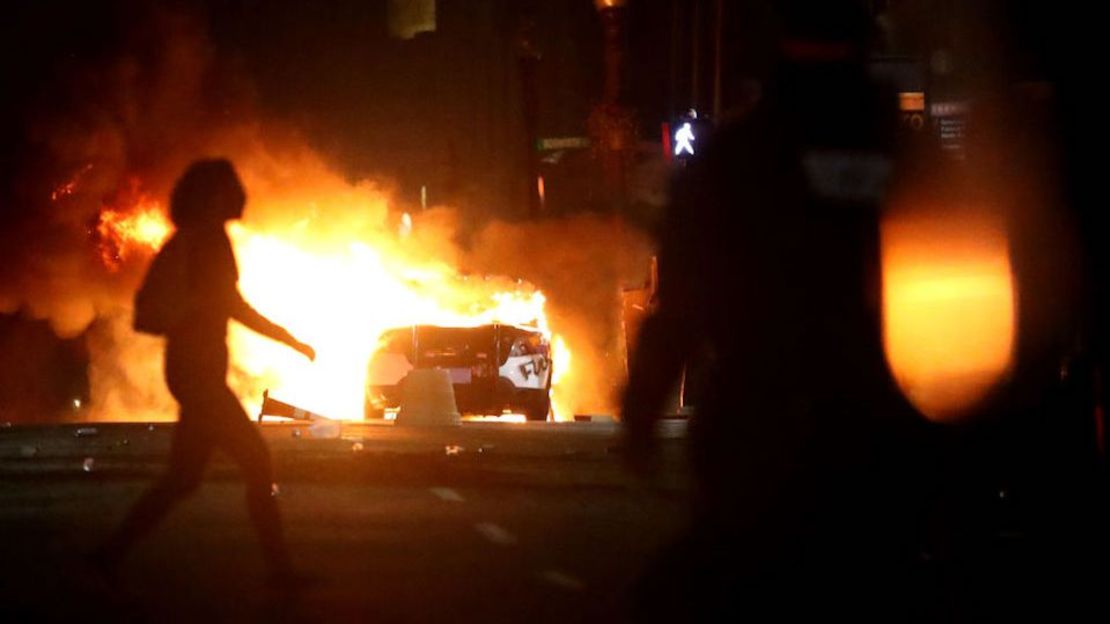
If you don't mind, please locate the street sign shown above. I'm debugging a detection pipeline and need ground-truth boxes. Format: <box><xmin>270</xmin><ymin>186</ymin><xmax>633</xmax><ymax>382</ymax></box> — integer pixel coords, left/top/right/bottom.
<box><xmin>931</xmin><ymin>100</ymin><xmax>969</xmax><ymax>159</ymax></box>
<box><xmin>536</xmin><ymin>137</ymin><xmax>591</xmax><ymax>151</ymax></box>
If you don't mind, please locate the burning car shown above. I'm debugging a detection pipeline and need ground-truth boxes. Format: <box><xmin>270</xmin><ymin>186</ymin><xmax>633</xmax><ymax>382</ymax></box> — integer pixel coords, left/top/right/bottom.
<box><xmin>365</xmin><ymin>323</ymin><xmax>553</xmax><ymax>421</ymax></box>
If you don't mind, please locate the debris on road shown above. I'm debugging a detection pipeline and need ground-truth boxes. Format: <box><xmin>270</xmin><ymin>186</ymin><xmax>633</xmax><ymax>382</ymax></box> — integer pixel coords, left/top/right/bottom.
<box><xmin>429</xmin><ymin>487</ymin><xmax>464</xmax><ymax>502</ymax></box>
<box><xmin>538</xmin><ymin>570</ymin><xmax>585</xmax><ymax>591</ymax></box>
<box><xmin>474</xmin><ymin>522</ymin><xmax>517</xmax><ymax>546</ymax></box>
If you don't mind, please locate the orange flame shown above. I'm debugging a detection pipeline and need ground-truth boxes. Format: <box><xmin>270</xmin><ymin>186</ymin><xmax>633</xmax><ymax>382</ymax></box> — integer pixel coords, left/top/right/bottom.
<box><xmin>227</xmin><ymin>220</ymin><xmax>568</xmax><ymax>421</ymax></box>
<box><xmin>95</xmin><ymin>200</ymin><xmax>174</xmax><ymax>271</ymax></box>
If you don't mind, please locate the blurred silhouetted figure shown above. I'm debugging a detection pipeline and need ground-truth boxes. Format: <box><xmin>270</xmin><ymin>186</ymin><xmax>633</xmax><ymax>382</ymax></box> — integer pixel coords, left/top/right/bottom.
<box><xmin>622</xmin><ymin>2</ymin><xmax>929</xmax><ymax>620</ymax></box>
<box><xmin>998</xmin><ymin>2</ymin><xmax>1110</xmax><ymax>619</ymax></box>
<box><xmin>93</xmin><ymin>159</ymin><xmax>315</xmax><ymax>587</ymax></box>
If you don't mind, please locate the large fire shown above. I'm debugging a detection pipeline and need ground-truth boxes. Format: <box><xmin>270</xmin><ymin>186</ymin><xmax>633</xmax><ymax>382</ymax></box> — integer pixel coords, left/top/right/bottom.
<box><xmin>228</xmin><ymin>223</ymin><xmax>560</xmax><ymax>421</ymax></box>
<box><xmin>94</xmin><ymin>182</ymin><xmax>573</xmax><ymax>422</ymax></box>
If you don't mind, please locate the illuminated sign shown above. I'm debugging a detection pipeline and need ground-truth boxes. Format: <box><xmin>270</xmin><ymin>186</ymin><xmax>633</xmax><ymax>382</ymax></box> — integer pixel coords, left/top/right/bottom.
<box><xmin>674</xmin><ymin>122</ymin><xmax>695</xmax><ymax>157</ymax></box>
<box><xmin>668</xmin><ymin>110</ymin><xmax>708</xmax><ymax>161</ymax></box>
<box><xmin>898</xmin><ymin>92</ymin><xmax>925</xmax><ymax>112</ymax></box>
<box><xmin>931</xmin><ymin>100</ymin><xmax>969</xmax><ymax>160</ymax></box>
<box><xmin>663</xmin><ymin>111</ymin><xmax>711</xmax><ymax>162</ymax></box>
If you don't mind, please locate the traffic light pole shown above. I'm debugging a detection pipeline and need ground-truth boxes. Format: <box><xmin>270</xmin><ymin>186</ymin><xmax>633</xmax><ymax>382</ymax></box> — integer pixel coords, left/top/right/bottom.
<box><xmin>589</xmin><ymin>0</ymin><xmax>635</xmax><ymax>213</ymax></box>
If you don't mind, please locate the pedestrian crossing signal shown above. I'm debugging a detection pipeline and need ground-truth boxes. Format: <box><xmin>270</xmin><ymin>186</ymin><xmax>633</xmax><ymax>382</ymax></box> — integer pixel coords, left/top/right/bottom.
<box><xmin>665</xmin><ymin>110</ymin><xmax>709</xmax><ymax>162</ymax></box>
<box><xmin>674</xmin><ymin>122</ymin><xmax>696</xmax><ymax>156</ymax></box>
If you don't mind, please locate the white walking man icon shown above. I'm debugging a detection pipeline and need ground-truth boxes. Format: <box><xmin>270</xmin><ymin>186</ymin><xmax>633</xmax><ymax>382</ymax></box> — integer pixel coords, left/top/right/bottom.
<box><xmin>674</xmin><ymin>122</ymin><xmax>696</xmax><ymax>157</ymax></box>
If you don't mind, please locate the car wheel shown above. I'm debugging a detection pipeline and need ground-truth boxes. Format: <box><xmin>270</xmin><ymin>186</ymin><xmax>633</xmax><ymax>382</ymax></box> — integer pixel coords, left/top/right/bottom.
<box><xmin>525</xmin><ymin>395</ymin><xmax>550</xmax><ymax>421</ymax></box>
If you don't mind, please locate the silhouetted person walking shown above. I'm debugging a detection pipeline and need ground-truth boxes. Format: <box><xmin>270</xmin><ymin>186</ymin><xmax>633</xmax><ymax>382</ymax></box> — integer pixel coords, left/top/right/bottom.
<box><xmin>93</xmin><ymin>159</ymin><xmax>315</xmax><ymax>587</ymax></box>
<box><xmin>622</xmin><ymin>3</ymin><xmax>929</xmax><ymax>621</ymax></box>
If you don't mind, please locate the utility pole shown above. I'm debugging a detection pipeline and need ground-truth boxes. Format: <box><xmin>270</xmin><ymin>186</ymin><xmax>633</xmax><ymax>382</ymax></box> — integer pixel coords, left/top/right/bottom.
<box><xmin>690</xmin><ymin>0</ymin><xmax>700</xmax><ymax>111</ymax></box>
<box><xmin>588</xmin><ymin>0</ymin><xmax>635</xmax><ymax>212</ymax></box>
<box><xmin>588</xmin><ymin>0</ymin><xmax>635</xmax><ymax>389</ymax></box>
<box><xmin>515</xmin><ymin>11</ymin><xmax>542</xmax><ymax>219</ymax></box>
<box><xmin>669</xmin><ymin>0</ymin><xmax>681</xmax><ymax>118</ymax></box>
<box><xmin>712</xmin><ymin>0</ymin><xmax>724</xmax><ymax>120</ymax></box>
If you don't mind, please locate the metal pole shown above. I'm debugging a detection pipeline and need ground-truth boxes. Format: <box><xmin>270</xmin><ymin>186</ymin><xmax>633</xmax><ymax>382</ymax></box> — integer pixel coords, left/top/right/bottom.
<box><xmin>690</xmin><ymin>0</ymin><xmax>700</xmax><ymax>111</ymax></box>
<box><xmin>589</xmin><ymin>2</ymin><xmax>633</xmax><ymax>211</ymax></box>
<box><xmin>516</xmin><ymin>12</ymin><xmax>542</xmax><ymax>218</ymax></box>
<box><xmin>669</xmin><ymin>0</ymin><xmax>681</xmax><ymax>118</ymax></box>
<box><xmin>712</xmin><ymin>0</ymin><xmax>724</xmax><ymax>120</ymax></box>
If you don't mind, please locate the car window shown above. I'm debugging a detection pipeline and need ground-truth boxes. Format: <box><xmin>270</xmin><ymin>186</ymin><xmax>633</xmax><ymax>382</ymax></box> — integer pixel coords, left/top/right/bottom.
<box><xmin>501</xmin><ymin>327</ymin><xmax>547</xmax><ymax>358</ymax></box>
<box><xmin>416</xmin><ymin>326</ymin><xmax>495</xmax><ymax>367</ymax></box>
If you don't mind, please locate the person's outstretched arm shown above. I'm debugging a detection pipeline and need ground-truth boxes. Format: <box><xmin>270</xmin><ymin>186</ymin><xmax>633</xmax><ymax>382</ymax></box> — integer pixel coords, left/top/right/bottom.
<box><xmin>230</xmin><ymin>294</ymin><xmax>316</xmax><ymax>361</ymax></box>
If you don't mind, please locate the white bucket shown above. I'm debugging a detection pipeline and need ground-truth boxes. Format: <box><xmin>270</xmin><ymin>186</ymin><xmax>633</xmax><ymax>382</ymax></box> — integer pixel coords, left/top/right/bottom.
<box><xmin>396</xmin><ymin>368</ymin><xmax>462</xmax><ymax>426</ymax></box>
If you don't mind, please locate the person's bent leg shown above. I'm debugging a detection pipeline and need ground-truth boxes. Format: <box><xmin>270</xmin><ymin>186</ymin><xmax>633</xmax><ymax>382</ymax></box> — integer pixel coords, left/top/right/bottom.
<box><xmin>212</xmin><ymin>390</ymin><xmax>293</xmax><ymax>575</ymax></box>
<box><xmin>94</xmin><ymin>418</ymin><xmax>211</xmax><ymax>568</ymax></box>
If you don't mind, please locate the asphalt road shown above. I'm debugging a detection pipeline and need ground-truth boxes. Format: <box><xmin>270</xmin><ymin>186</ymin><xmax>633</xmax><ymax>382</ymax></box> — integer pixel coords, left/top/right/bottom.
<box><xmin>0</xmin><ymin>420</ymin><xmax>690</xmax><ymax>622</ymax></box>
<box><xmin>7</xmin><ymin>417</ymin><xmax>1110</xmax><ymax>622</ymax></box>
